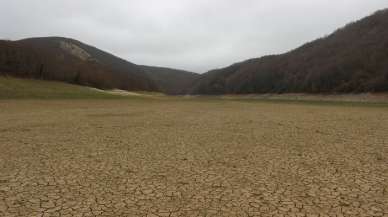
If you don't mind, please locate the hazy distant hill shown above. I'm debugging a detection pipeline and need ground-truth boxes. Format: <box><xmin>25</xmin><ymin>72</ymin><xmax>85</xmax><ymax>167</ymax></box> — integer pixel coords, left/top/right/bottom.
<box><xmin>140</xmin><ymin>65</ymin><xmax>199</xmax><ymax>94</ymax></box>
<box><xmin>0</xmin><ymin>37</ymin><xmax>158</xmax><ymax>91</ymax></box>
<box><xmin>188</xmin><ymin>9</ymin><xmax>388</xmax><ymax>94</ymax></box>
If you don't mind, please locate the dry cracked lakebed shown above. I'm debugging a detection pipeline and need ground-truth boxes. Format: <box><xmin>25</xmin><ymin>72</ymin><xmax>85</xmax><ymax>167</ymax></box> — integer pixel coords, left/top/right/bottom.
<box><xmin>0</xmin><ymin>99</ymin><xmax>387</xmax><ymax>217</ymax></box>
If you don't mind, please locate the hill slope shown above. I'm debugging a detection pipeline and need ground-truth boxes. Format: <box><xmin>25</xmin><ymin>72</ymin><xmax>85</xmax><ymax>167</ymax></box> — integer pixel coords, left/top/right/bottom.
<box><xmin>140</xmin><ymin>65</ymin><xmax>199</xmax><ymax>94</ymax></box>
<box><xmin>0</xmin><ymin>76</ymin><xmax>122</xmax><ymax>99</ymax></box>
<box><xmin>0</xmin><ymin>37</ymin><xmax>158</xmax><ymax>92</ymax></box>
<box><xmin>189</xmin><ymin>9</ymin><xmax>388</xmax><ymax>94</ymax></box>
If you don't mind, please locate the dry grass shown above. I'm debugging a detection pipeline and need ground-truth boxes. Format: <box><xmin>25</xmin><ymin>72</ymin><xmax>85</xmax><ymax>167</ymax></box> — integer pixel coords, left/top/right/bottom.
<box><xmin>0</xmin><ymin>76</ymin><xmax>123</xmax><ymax>99</ymax></box>
<box><xmin>0</xmin><ymin>98</ymin><xmax>387</xmax><ymax>216</ymax></box>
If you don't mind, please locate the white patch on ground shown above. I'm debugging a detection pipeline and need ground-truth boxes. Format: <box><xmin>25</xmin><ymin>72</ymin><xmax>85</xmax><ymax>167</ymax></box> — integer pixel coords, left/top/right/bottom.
<box><xmin>107</xmin><ymin>89</ymin><xmax>143</xmax><ymax>96</ymax></box>
<box><xmin>89</xmin><ymin>88</ymin><xmax>163</xmax><ymax>97</ymax></box>
<box><xmin>59</xmin><ymin>41</ymin><xmax>91</xmax><ymax>61</ymax></box>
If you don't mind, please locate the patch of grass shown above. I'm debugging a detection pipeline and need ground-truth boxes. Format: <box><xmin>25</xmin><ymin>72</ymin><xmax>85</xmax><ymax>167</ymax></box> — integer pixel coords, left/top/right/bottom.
<box><xmin>0</xmin><ymin>76</ymin><xmax>126</xmax><ymax>99</ymax></box>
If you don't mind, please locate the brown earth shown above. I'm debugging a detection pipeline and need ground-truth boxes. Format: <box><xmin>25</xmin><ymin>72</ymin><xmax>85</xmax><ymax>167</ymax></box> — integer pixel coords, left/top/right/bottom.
<box><xmin>220</xmin><ymin>93</ymin><xmax>388</xmax><ymax>104</ymax></box>
<box><xmin>0</xmin><ymin>98</ymin><xmax>387</xmax><ymax>217</ymax></box>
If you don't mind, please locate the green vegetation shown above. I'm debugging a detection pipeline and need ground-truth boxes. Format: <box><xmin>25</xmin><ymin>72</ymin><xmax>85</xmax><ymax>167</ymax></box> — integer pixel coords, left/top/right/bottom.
<box><xmin>0</xmin><ymin>76</ymin><xmax>123</xmax><ymax>99</ymax></box>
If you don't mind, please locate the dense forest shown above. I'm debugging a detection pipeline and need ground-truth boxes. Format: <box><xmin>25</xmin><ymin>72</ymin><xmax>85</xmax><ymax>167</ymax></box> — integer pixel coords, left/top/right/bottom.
<box><xmin>188</xmin><ymin>9</ymin><xmax>388</xmax><ymax>94</ymax></box>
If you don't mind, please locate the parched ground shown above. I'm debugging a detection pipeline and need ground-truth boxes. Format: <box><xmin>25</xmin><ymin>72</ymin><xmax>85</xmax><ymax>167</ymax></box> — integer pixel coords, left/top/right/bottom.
<box><xmin>0</xmin><ymin>98</ymin><xmax>387</xmax><ymax>217</ymax></box>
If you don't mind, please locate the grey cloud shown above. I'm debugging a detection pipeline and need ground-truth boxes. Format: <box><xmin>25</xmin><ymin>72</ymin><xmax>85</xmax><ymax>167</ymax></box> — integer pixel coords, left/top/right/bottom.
<box><xmin>1</xmin><ymin>0</ymin><xmax>388</xmax><ymax>72</ymax></box>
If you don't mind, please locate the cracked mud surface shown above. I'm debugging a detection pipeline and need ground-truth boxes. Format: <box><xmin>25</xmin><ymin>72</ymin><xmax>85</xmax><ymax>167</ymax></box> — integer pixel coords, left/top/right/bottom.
<box><xmin>0</xmin><ymin>99</ymin><xmax>387</xmax><ymax>216</ymax></box>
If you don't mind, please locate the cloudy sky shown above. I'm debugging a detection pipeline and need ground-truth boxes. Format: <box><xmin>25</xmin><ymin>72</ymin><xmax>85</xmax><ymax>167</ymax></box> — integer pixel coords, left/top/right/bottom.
<box><xmin>1</xmin><ymin>0</ymin><xmax>388</xmax><ymax>72</ymax></box>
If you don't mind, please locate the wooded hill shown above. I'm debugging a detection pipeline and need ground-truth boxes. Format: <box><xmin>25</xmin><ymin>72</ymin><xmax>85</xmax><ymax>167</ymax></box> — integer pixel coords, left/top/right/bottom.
<box><xmin>188</xmin><ymin>9</ymin><xmax>388</xmax><ymax>94</ymax></box>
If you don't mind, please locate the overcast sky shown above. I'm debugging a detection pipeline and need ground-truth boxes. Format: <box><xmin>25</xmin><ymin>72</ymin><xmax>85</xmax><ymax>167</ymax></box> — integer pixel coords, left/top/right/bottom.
<box><xmin>1</xmin><ymin>0</ymin><xmax>388</xmax><ymax>72</ymax></box>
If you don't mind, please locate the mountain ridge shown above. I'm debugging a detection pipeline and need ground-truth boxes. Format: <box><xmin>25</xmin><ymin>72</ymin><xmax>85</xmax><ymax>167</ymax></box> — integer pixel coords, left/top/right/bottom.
<box><xmin>188</xmin><ymin>9</ymin><xmax>388</xmax><ymax>94</ymax></box>
<box><xmin>0</xmin><ymin>37</ymin><xmax>199</xmax><ymax>93</ymax></box>
<box><xmin>1</xmin><ymin>9</ymin><xmax>388</xmax><ymax>95</ymax></box>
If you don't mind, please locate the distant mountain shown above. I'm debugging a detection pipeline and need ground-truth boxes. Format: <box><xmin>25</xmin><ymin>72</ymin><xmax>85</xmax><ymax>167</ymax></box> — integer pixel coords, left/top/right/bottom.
<box><xmin>188</xmin><ymin>9</ymin><xmax>388</xmax><ymax>94</ymax></box>
<box><xmin>140</xmin><ymin>65</ymin><xmax>199</xmax><ymax>94</ymax></box>
<box><xmin>0</xmin><ymin>37</ymin><xmax>158</xmax><ymax>91</ymax></box>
